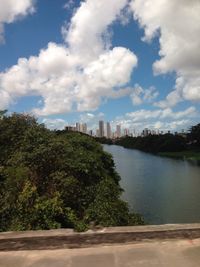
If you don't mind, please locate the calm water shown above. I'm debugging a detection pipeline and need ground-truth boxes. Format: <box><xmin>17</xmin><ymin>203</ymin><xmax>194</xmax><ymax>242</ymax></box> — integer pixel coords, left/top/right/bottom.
<box><xmin>103</xmin><ymin>145</ymin><xmax>200</xmax><ymax>224</ymax></box>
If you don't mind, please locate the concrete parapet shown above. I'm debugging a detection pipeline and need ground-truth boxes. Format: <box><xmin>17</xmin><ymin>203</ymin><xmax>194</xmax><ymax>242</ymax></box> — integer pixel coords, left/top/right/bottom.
<box><xmin>1</xmin><ymin>223</ymin><xmax>200</xmax><ymax>251</ymax></box>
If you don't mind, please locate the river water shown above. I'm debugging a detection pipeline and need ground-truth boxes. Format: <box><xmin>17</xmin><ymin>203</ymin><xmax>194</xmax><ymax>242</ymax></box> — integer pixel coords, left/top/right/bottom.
<box><xmin>103</xmin><ymin>144</ymin><xmax>200</xmax><ymax>225</ymax></box>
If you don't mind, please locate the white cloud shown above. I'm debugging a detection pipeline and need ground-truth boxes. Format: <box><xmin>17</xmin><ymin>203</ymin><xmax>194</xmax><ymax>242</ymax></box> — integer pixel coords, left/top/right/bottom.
<box><xmin>114</xmin><ymin>106</ymin><xmax>198</xmax><ymax>132</ymax></box>
<box><xmin>65</xmin><ymin>0</ymin><xmax>129</xmax><ymax>64</ymax></box>
<box><xmin>130</xmin><ymin>84</ymin><xmax>158</xmax><ymax>105</ymax></box>
<box><xmin>63</xmin><ymin>0</ymin><xmax>75</xmax><ymax>10</ymax></box>
<box><xmin>0</xmin><ymin>0</ymin><xmax>138</xmax><ymax>115</ymax></box>
<box><xmin>150</xmin><ymin>120</ymin><xmax>190</xmax><ymax>132</ymax></box>
<box><xmin>42</xmin><ymin>118</ymin><xmax>67</xmax><ymax>130</ymax></box>
<box><xmin>0</xmin><ymin>0</ymin><xmax>35</xmax><ymax>42</ymax></box>
<box><xmin>130</xmin><ymin>0</ymin><xmax>200</xmax><ymax>107</ymax></box>
<box><xmin>126</xmin><ymin>106</ymin><xmax>197</xmax><ymax>122</ymax></box>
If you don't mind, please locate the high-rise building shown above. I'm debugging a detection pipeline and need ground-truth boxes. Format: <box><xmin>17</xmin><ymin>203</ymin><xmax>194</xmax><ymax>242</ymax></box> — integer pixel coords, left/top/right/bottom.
<box><xmin>76</xmin><ymin>122</ymin><xmax>80</xmax><ymax>132</ymax></box>
<box><xmin>65</xmin><ymin>126</ymin><xmax>76</xmax><ymax>132</ymax></box>
<box><xmin>124</xmin><ymin>128</ymin><xmax>129</xmax><ymax>136</ymax></box>
<box><xmin>89</xmin><ymin>130</ymin><xmax>93</xmax><ymax>136</ymax></box>
<box><xmin>106</xmin><ymin>122</ymin><xmax>111</xmax><ymax>139</ymax></box>
<box><xmin>96</xmin><ymin>129</ymin><xmax>100</xmax><ymax>137</ymax></box>
<box><xmin>82</xmin><ymin>123</ymin><xmax>87</xmax><ymax>134</ymax></box>
<box><xmin>99</xmin><ymin>120</ymin><xmax>104</xmax><ymax>137</ymax></box>
<box><xmin>142</xmin><ymin>128</ymin><xmax>150</xmax><ymax>137</ymax></box>
<box><xmin>116</xmin><ymin>125</ymin><xmax>121</xmax><ymax>138</ymax></box>
<box><xmin>79</xmin><ymin>123</ymin><xmax>83</xmax><ymax>133</ymax></box>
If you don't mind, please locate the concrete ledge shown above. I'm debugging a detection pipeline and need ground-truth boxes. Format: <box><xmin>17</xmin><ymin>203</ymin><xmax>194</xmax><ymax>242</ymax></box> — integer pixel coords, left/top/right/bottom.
<box><xmin>1</xmin><ymin>224</ymin><xmax>200</xmax><ymax>251</ymax></box>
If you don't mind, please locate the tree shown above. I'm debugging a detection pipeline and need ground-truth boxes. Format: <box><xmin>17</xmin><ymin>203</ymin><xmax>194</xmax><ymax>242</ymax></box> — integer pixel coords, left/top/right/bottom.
<box><xmin>0</xmin><ymin>113</ymin><xmax>144</xmax><ymax>231</ymax></box>
<box><xmin>189</xmin><ymin>123</ymin><xmax>200</xmax><ymax>147</ymax></box>
<box><xmin>0</xmin><ymin>110</ymin><xmax>7</xmax><ymax>119</ymax></box>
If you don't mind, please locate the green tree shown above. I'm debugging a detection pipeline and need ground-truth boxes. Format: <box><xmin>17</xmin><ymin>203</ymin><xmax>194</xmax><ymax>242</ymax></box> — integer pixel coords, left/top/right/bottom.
<box><xmin>189</xmin><ymin>124</ymin><xmax>200</xmax><ymax>147</ymax></box>
<box><xmin>0</xmin><ymin>113</ymin><xmax>143</xmax><ymax>232</ymax></box>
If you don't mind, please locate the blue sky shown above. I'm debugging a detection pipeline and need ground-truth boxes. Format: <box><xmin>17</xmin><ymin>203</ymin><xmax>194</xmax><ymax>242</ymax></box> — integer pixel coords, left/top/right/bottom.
<box><xmin>0</xmin><ymin>0</ymin><xmax>200</xmax><ymax>133</ymax></box>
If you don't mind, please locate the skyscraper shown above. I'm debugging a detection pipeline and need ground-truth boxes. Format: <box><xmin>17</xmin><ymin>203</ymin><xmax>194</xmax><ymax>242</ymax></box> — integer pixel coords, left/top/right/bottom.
<box><xmin>116</xmin><ymin>125</ymin><xmax>121</xmax><ymax>138</ymax></box>
<box><xmin>76</xmin><ymin>122</ymin><xmax>80</xmax><ymax>132</ymax></box>
<box><xmin>124</xmin><ymin>128</ymin><xmax>129</xmax><ymax>136</ymax></box>
<box><xmin>96</xmin><ymin>129</ymin><xmax>100</xmax><ymax>137</ymax></box>
<box><xmin>99</xmin><ymin>120</ymin><xmax>104</xmax><ymax>137</ymax></box>
<box><xmin>106</xmin><ymin>122</ymin><xmax>111</xmax><ymax>139</ymax></box>
<box><xmin>82</xmin><ymin>123</ymin><xmax>87</xmax><ymax>134</ymax></box>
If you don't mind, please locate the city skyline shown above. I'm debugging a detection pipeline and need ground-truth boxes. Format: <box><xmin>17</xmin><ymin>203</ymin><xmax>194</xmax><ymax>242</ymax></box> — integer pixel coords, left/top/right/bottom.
<box><xmin>0</xmin><ymin>0</ymin><xmax>200</xmax><ymax>133</ymax></box>
<box><xmin>64</xmin><ymin>119</ymin><xmax>188</xmax><ymax>139</ymax></box>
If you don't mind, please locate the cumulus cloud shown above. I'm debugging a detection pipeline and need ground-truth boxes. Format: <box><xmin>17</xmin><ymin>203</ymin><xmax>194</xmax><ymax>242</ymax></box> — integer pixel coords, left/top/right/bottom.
<box><xmin>42</xmin><ymin>118</ymin><xmax>68</xmax><ymax>130</ymax></box>
<box><xmin>0</xmin><ymin>0</ymin><xmax>35</xmax><ymax>42</ymax></box>
<box><xmin>126</xmin><ymin>106</ymin><xmax>197</xmax><ymax>122</ymax></box>
<box><xmin>0</xmin><ymin>0</ymin><xmax>138</xmax><ymax>115</ymax></box>
<box><xmin>130</xmin><ymin>0</ymin><xmax>200</xmax><ymax>107</ymax></box>
<box><xmin>42</xmin><ymin>118</ymin><xmax>67</xmax><ymax>130</ymax></box>
<box><xmin>114</xmin><ymin>106</ymin><xmax>198</xmax><ymax>132</ymax></box>
<box><xmin>65</xmin><ymin>0</ymin><xmax>128</xmax><ymax>63</ymax></box>
<box><xmin>130</xmin><ymin>84</ymin><xmax>158</xmax><ymax>105</ymax></box>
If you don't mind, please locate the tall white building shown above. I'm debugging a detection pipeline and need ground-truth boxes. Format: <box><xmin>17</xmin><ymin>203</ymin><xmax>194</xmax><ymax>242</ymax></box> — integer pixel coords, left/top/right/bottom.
<box><xmin>96</xmin><ymin>129</ymin><xmax>100</xmax><ymax>137</ymax></box>
<box><xmin>82</xmin><ymin>123</ymin><xmax>87</xmax><ymax>134</ymax></box>
<box><xmin>142</xmin><ymin>128</ymin><xmax>149</xmax><ymax>137</ymax></box>
<box><xmin>76</xmin><ymin>122</ymin><xmax>80</xmax><ymax>132</ymax></box>
<box><xmin>99</xmin><ymin>120</ymin><xmax>104</xmax><ymax>137</ymax></box>
<box><xmin>106</xmin><ymin>122</ymin><xmax>112</xmax><ymax>139</ymax></box>
<box><xmin>116</xmin><ymin>125</ymin><xmax>121</xmax><ymax>138</ymax></box>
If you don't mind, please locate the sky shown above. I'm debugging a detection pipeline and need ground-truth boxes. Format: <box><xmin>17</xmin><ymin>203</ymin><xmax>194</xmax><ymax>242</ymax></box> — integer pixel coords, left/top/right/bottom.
<box><xmin>0</xmin><ymin>0</ymin><xmax>200</xmax><ymax>133</ymax></box>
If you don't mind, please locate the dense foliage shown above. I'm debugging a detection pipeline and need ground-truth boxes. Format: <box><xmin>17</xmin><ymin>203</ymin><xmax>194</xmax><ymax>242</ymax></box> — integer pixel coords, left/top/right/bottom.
<box><xmin>115</xmin><ymin>124</ymin><xmax>200</xmax><ymax>154</ymax></box>
<box><xmin>94</xmin><ymin>137</ymin><xmax>113</xmax><ymax>145</ymax></box>
<box><xmin>188</xmin><ymin>124</ymin><xmax>200</xmax><ymax>148</ymax></box>
<box><xmin>0</xmin><ymin>112</ymin><xmax>143</xmax><ymax>232</ymax></box>
<box><xmin>115</xmin><ymin>134</ymin><xmax>187</xmax><ymax>153</ymax></box>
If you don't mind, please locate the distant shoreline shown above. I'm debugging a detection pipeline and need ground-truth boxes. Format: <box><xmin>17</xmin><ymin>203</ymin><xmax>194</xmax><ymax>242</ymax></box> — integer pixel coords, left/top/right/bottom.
<box><xmin>158</xmin><ymin>151</ymin><xmax>200</xmax><ymax>164</ymax></box>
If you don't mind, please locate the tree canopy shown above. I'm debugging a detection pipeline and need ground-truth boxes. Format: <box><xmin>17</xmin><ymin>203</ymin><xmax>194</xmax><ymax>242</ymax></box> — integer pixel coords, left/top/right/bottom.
<box><xmin>115</xmin><ymin>134</ymin><xmax>187</xmax><ymax>153</ymax></box>
<box><xmin>0</xmin><ymin>112</ymin><xmax>143</xmax><ymax>232</ymax></box>
<box><xmin>188</xmin><ymin>123</ymin><xmax>200</xmax><ymax>147</ymax></box>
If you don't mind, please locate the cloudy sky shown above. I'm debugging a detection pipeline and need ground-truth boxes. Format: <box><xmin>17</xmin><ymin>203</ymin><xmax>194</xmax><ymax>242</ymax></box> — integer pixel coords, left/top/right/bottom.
<box><xmin>0</xmin><ymin>0</ymin><xmax>200</xmax><ymax>132</ymax></box>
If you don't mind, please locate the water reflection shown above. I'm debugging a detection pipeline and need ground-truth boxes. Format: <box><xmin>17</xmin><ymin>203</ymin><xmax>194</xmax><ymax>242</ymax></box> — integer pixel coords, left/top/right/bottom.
<box><xmin>104</xmin><ymin>145</ymin><xmax>200</xmax><ymax>224</ymax></box>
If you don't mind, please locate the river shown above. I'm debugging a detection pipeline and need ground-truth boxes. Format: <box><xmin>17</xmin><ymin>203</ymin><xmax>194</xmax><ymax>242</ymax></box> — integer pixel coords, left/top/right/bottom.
<box><xmin>103</xmin><ymin>144</ymin><xmax>200</xmax><ymax>225</ymax></box>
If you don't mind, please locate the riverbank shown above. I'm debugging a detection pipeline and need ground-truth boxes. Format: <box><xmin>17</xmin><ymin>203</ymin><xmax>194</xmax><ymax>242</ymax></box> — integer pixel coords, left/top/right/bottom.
<box><xmin>158</xmin><ymin>151</ymin><xmax>200</xmax><ymax>162</ymax></box>
<box><xmin>112</xmin><ymin>141</ymin><xmax>200</xmax><ymax>164</ymax></box>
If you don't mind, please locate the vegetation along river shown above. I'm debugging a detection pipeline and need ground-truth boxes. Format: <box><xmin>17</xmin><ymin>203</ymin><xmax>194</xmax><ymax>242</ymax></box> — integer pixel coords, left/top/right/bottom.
<box><xmin>103</xmin><ymin>144</ymin><xmax>200</xmax><ymax>225</ymax></box>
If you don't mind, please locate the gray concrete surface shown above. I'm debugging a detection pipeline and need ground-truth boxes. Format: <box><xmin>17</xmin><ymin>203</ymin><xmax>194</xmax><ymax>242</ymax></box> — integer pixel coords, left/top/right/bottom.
<box><xmin>1</xmin><ymin>224</ymin><xmax>200</xmax><ymax>251</ymax></box>
<box><xmin>0</xmin><ymin>239</ymin><xmax>200</xmax><ymax>267</ymax></box>
<box><xmin>1</xmin><ymin>224</ymin><xmax>200</xmax><ymax>266</ymax></box>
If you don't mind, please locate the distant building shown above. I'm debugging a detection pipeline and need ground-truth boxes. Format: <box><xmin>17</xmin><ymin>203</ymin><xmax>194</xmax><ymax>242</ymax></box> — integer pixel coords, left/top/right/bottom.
<box><xmin>151</xmin><ymin>130</ymin><xmax>157</xmax><ymax>135</ymax></box>
<box><xmin>99</xmin><ymin>120</ymin><xmax>104</xmax><ymax>137</ymax></box>
<box><xmin>116</xmin><ymin>125</ymin><xmax>121</xmax><ymax>138</ymax></box>
<box><xmin>89</xmin><ymin>130</ymin><xmax>93</xmax><ymax>136</ymax></box>
<box><xmin>142</xmin><ymin>128</ymin><xmax>150</xmax><ymax>137</ymax></box>
<box><xmin>65</xmin><ymin>126</ymin><xmax>76</xmax><ymax>132</ymax></box>
<box><xmin>82</xmin><ymin>123</ymin><xmax>87</xmax><ymax>134</ymax></box>
<box><xmin>106</xmin><ymin>122</ymin><xmax>112</xmax><ymax>139</ymax></box>
<box><xmin>76</xmin><ymin>122</ymin><xmax>81</xmax><ymax>132</ymax></box>
<box><xmin>124</xmin><ymin>128</ymin><xmax>129</xmax><ymax>136</ymax></box>
<box><xmin>79</xmin><ymin>123</ymin><xmax>83</xmax><ymax>133</ymax></box>
<box><xmin>132</xmin><ymin>129</ymin><xmax>136</xmax><ymax>137</ymax></box>
<box><xmin>96</xmin><ymin>129</ymin><xmax>100</xmax><ymax>137</ymax></box>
